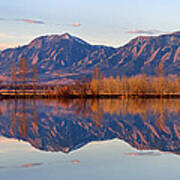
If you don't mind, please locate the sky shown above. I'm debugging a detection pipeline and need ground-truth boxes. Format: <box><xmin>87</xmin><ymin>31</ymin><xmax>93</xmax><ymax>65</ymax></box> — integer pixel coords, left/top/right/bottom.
<box><xmin>0</xmin><ymin>0</ymin><xmax>180</xmax><ymax>50</ymax></box>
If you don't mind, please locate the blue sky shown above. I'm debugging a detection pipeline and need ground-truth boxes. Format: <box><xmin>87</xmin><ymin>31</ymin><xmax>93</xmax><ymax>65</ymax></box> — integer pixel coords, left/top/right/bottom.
<box><xmin>0</xmin><ymin>0</ymin><xmax>180</xmax><ymax>49</ymax></box>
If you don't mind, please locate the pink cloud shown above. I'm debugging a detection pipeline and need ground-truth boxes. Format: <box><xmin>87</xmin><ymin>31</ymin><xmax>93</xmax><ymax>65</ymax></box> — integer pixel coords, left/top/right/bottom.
<box><xmin>56</xmin><ymin>23</ymin><xmax>81</xmax><ymax>27</ymax></box>
<box><xmin>72</xmin><ymin>160</ymin><xmax>80</xmax><ymax>164</ymax></box>
<box><xmin>22</xmin><ymin>162</ymin><xmax>43</xmax><ymax>168</ymax></box>
<box><xmin>72</xmin><ymin>23</ymin><xmax>81</xmax><ymax>27</ymax></box>
<box><xmin>0</xmin><ymin>17</ymin><xmax>81</xmax><ymax>27</ymax></box>
<box><xmin>0</xmin><ymin>18</ymin><xmax>45</xmax><ymax>24</ymax></box>
<box><xmin>125</xmin><ymin>152</ymin><xmax>161</xmax><ymax>156</ymax></box>
<box><xmin>126</xmin><ymin>30</ymin><xmax>162</xmax><ymax>35</ymax></box>
<box><xmin>13</xmin><ymin>18</ymin><xmax>45</xmax><ymax>24</ymax></box>
<box><xmin>21</xmin><ymin>19</ymin><xmax>45</xmax><ymax>24</ymax></box>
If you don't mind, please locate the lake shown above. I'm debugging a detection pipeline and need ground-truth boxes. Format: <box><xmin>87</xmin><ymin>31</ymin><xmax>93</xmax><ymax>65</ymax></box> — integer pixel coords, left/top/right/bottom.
<box><xmin>0</xmin><ymin>98</ymin><xmax>180</xmax><ymax>180</ymax></box>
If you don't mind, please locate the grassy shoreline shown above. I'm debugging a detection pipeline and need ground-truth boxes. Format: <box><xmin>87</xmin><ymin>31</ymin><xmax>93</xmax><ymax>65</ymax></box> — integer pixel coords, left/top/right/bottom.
<box><xmin>1</xmin><ymin>91</ymin><xmax>180</xmax><ymax>99</ymax></box>
<box><xmin>3</xmin><ymin>67</ymin><xmax>180</xmax><ymax>99</ymax></box>
<box><xmin>6</xmin><ymin>60</ymin><xmax>180</xmax><ymax>99</ymax></box>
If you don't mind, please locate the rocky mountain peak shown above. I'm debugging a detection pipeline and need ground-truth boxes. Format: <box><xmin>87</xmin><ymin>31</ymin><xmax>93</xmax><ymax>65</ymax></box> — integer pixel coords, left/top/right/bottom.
<box><xmin>60</xmin><ymin>32</ymin><xmax>72</xmax><ymax>39</ymax></box>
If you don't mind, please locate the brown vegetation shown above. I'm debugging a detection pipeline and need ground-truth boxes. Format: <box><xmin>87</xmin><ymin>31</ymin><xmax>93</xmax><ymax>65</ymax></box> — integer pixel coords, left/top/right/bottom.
<box><xmin>53</xmin><ymin>70</ymin><xmax>180</xmax><ymax>98</ymax></box>
<box><xmin>2</xmin><ymin>63</ymin><xmax>180</xmax><ymax>98</ymax></box>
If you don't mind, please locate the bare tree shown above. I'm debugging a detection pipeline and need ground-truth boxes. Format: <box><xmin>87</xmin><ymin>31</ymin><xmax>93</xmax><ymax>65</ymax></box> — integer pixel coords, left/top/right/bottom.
<box><xmin>10</xmin><ymin>62</ymin><xmax>17</xmax><ymax>94</ymax></box>
<box><xmin>19</xmin><ymin>58</ymin><xmax>28</xmax><ymax>95</ymax></box>
<box><xmin>33</xmin><ymin>66</ymin><xmax>38</xmax><ymax>95</ymax></box>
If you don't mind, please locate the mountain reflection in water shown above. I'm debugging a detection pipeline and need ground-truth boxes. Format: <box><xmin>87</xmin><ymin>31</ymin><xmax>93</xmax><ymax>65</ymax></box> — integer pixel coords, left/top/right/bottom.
<box><xmin>0</xmin><ymin>98</ymin><xmax>179</xmax><ymax>154</ymax></box>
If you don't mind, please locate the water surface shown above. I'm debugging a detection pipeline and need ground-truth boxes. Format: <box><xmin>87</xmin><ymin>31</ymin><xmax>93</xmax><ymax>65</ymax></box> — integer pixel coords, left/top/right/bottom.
<box><xmin>0</xmin><ymin>98</ymin><xmax>180</xmax><ymax>180</ymax></box>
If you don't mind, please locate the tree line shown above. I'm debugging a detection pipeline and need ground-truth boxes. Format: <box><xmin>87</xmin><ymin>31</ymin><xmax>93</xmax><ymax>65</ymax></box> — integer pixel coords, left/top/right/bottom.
<box><xmin>54</xmin><ymin>66</ymin><xmax>180</xmax><ymax>98</ymax></box>
<box><xmin>4</xmin><ymin>60</ymin><xmax>180</xmax><ymax>98</ymax></box>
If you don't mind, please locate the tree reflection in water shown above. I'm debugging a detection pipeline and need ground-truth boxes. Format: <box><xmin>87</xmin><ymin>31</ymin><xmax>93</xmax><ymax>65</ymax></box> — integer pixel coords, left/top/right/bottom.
<box><xmin>0</xmin><ymin>98</ymin><xmax>179</xmax><ymax>154</ymax></box>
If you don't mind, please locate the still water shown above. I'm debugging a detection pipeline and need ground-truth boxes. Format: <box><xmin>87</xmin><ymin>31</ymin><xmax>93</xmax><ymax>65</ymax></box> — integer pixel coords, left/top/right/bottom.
<box><xmin>0</xmin><ymin>98</ymin><xmax>180</xmax><ymax>180</ymax></box>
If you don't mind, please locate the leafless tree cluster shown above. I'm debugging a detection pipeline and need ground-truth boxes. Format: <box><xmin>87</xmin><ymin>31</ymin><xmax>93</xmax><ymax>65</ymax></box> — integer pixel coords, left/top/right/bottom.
<box><xmin>10</xmin><ymin>58</ymin><xmax>39</xmax><ymax>94</ymax></box>
<box><xmin>54</xmin><ymin>67</ymin><xmax>180</xmax><ymax>97</ymax></box>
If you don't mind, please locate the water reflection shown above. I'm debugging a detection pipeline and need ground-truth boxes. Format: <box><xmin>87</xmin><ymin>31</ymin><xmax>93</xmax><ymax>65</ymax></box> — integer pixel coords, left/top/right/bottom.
<box><xmin>0</xmin><ymin>98</ymin><xmax>179</xmax><ymax>154</ymax></box>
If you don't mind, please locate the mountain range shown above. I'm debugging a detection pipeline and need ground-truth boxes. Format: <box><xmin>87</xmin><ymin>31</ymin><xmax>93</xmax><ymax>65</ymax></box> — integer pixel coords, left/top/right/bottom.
<box><xmin>0</xmin><ymin>32</ymin><xmax>180</xmax><ymax>83</ymax></box>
